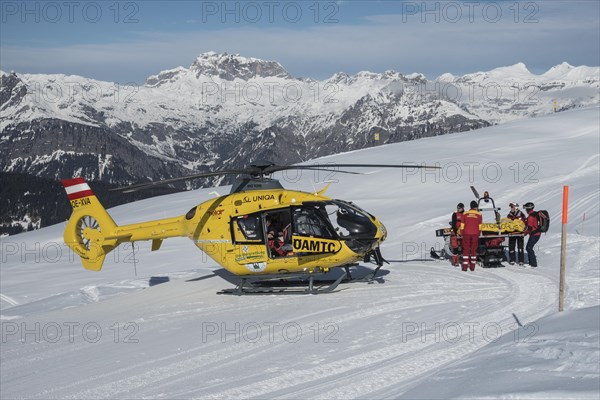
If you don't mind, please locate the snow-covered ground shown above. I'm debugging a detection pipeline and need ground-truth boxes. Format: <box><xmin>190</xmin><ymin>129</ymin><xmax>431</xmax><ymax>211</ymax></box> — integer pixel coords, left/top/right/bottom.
<box><xmin>1</xmin><ymin>107</ymin><xmax>598</xmax><ymax>399</ymax></box>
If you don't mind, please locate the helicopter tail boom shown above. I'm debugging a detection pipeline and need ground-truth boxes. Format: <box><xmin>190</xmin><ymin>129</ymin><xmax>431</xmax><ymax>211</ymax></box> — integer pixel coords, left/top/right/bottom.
<box><xmin>62</xmin><ymin>178</ymin><xmax>189</xmax><ymax>271</ymax></box>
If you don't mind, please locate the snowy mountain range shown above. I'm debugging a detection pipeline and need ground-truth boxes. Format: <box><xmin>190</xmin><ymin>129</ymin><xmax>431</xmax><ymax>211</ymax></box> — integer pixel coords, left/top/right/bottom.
<box><xmin>2</xmin><ymin>53</ymin><xmax>598</xmax><ymax>182</ymax></box>
<box><xmin>0</xmin><ymin>52</ymin><xmax>598</xmax><ymax>231</ymax></box>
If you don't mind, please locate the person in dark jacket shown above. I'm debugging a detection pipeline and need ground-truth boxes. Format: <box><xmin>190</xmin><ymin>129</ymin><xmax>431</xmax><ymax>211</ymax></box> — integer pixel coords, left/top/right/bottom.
<box><xmin>523</xmin><ymin>202</ymin><xmax>541</xmax><ymax>267</ymax></box>
<box><xmin>507</xmin><ymin>202</ymin><xmax>526</xmax><ymax>265</ymax></box>
<box><xmin>459</xmin><ymin>200</ymin><xmax>482</xmax><ymax>271</ymax></box>
<box><xmin>450</xmin><ymin>203</ymin><xmax>464</xmax><ymax>266</ymax></box>
<box><xmin>451</xmin><ymin>203</ymin><xmax>464</xmax><ymax>233</ymax></box>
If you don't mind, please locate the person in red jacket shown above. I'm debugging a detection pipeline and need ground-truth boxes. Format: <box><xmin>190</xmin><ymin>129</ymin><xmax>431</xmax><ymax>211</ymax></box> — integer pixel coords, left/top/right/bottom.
<box><xmin>523</xmin><ymin>202</ymin><xmax>541</xmax><ymax>267</ymax></box>
<box><xmin>267</xmin><ymin>229</ymin><xmax>287</xmax><ymax>257</ymax></box>
<box><xmin>507</xmin><ymin>202</ymin><xmax>526</xmax><ymax>265</ymax></box>
<box><xmin>459</xmin><ymin>200</ymin><xmax>482</xmax><ymax>271</ymax></box>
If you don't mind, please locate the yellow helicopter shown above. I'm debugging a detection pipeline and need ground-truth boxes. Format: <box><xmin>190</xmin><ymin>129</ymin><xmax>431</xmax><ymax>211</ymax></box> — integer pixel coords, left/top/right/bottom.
<box><xmin>61</xmin><ymin>161</ymin><xmax>435</xmax><ymax>294</ymax></box>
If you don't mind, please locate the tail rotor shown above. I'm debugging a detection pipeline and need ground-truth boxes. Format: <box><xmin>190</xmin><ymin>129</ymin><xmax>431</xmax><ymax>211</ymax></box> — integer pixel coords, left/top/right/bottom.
<box><xmin>76</xmin><ymin>215</ymin><xmax>101</xmax><ymax>251</ymax></box>
<box><xmin>62</xmin><ymin>178</ymin><xmax>117</xmax><ymax>271</ymax></box>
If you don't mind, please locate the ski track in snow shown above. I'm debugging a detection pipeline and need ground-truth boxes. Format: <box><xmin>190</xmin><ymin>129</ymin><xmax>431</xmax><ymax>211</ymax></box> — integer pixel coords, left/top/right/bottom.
<box><xmin>2</xmin><ymin>265</ymin><xmax>557</xmax><ymax>400</ymax></box>
<box><xmin>0</xmin><ymin>293</ymin><xmax>20</xmax><ymax>307</ymax></box>
<box><xmin>177</xmin><ymin>268</ymin><xmax>556</xmax><ymax>400</ymax></box>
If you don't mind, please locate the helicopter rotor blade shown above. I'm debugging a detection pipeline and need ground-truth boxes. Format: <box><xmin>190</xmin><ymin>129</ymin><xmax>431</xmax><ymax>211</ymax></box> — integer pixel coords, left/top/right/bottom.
<box><xmin>110</xmin><ymin>169</ymin><xmax>252</xmax><ymax>193</ymax></box>
<box><xmin>112</xmin><ymin>167</ymin><xmax>363</xmax><ymax>193</ymax></box>
<box><xmin>265</xmin><ymin>163</ymin><xmax>440</xmax><ymax>175</ymax></box>
<box><xmin>265</xmin><ymin>163</ymin><xmax>440</xmax><ymax>177</ymax></box>
<box><xmin>267</xmin><ymin>166</ymin><xmax>362</xmax><ymax>175</ymax></box>
<box><xmin>290</xmin><ymin>163</ymin><xmax>441</xmax><ymax>170</ymax></box>
<box><xmin>110</xmin><ymin>162</ymin><xmax>440</xmax><ymax>193</ymax></box>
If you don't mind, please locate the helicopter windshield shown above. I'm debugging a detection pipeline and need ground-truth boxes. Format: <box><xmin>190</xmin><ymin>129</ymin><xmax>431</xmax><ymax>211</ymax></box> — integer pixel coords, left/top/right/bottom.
<box><xmin>300</xmin><ymin>200</ymin><xmax>377</xmax><ymax>239</ymax></box>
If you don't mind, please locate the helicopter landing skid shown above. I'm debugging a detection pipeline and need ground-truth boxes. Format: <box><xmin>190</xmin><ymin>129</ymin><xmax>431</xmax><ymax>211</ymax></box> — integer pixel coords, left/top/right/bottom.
<box><xmin>218</xmin><ymin>271</ymin><xmax>348</xmax><ymax>296</ymax></box>
<box><xmin>357</xmin><ymin>246</ymin><xmax>387</xmax><ymax>282</ymax></box>
<box><xmin>355</xmin><ymin>265</ymin><xmax>383</xmax><ymax>283</ymax></box>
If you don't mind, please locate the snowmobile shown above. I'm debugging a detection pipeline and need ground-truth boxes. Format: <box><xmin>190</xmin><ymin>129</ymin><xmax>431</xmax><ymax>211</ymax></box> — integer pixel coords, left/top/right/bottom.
<box><xmin>430</xmin><ymin>187</ymin><xmax>526</xmax><ymax>268</ymax></box>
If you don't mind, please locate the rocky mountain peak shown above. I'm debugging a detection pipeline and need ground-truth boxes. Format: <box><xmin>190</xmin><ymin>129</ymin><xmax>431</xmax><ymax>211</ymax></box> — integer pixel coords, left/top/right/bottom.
<box><xmin>145</xmin><ymin>52</ymin><xmax>292</xmax><ymax>86</ymax></box>
<box><xmin>547</xmin><ymin>61</ymin><xmax>574</xmax><ymax>72</ymax></box>
<box><xmin>145</xmin><ymin>66</ymin><xmax>188</xmax><ymax>87</ymax></box>
<box><xmin>190</xmin><ymin>52</ymin><xmax>291</xmax><ymax>80</ymax></box>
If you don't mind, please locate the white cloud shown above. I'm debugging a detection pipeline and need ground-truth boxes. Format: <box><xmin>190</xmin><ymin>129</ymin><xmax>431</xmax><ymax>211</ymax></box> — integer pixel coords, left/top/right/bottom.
<box><xmin>1</xmin><ymin>2</ymin><xmax>598</xmax><ymax>82</ymax></box>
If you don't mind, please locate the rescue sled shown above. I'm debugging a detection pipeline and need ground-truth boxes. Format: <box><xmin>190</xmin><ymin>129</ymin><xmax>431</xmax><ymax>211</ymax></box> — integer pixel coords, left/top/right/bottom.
<box><xmin>431</xmin><ymin>188</ymin><xmax>526</xmax><ymax>268</ymax></box>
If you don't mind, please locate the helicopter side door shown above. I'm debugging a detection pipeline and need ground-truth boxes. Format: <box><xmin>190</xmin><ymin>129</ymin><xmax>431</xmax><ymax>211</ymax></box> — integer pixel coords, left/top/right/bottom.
<box><xmin>262</xmin><ymin>209</ymin><xmax>294</xmax><ymax>258</ymax></box>
<box><xmin>230</xmin><ymin>209</ymin><xmax>299</xmax><ymax>274</ymax></box>
<box><xmin>230</xmin><ymin>212</ymin><xmax>270</xmax><ymax>274</ymax></box>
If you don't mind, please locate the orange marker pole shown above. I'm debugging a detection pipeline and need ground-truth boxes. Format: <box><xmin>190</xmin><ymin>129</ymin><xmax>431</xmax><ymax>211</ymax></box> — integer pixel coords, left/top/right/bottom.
<box><xmin>559</xmin><ymin>186</ymin><xmax>569</xmax><ymax>312</ymax></box>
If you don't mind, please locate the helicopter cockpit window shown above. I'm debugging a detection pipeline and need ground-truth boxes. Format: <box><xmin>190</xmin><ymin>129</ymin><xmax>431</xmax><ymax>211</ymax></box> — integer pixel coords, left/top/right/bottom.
<box><xmin>233</xmin><ymin>214</ymin><xmax>263</xmax><ymax>242</ymax></box>
<box><xmin>292</xmin><ymin>207</ymin><xmax>335</xmax><ymax>239</ymax></box>
<box><xmin>324</xmin><ymin>200</ymin><xmax>376</xmax><ymax>239</ymax></box>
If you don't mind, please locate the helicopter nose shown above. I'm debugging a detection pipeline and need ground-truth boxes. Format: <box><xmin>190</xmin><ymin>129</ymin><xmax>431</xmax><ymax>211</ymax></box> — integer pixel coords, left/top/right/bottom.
<box><xmin>376</xmin><ymin>222</ymin><xmax>387</xmax><ymax>241</ymax></box>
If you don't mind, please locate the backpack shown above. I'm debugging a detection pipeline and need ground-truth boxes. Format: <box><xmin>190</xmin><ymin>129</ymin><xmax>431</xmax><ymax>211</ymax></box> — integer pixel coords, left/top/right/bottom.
<box><xmin>534</xmin><ymin>210</ymin><xmax>550</xmax><ymax>233</ymax></box>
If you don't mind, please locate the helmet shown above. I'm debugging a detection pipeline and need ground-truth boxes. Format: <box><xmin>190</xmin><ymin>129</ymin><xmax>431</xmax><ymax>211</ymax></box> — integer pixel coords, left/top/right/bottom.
<box><xmin>470</xmin><ymin>200</ymin><xmax>478</xmax><ymax>209</ymax></box>
<box><xmin>509</xmin><ymin>202</ymin><xmax>519</xmax><ymax>209</ymax></box>
<box><xmin>523</xmin><ymin>202</ymin><xmax>534</xmax><ymax>211</ymax></box>
<box><xmin>457</xmin><ymin>203</ymin><xmax>464</xmax><ymax>209</ymax></box>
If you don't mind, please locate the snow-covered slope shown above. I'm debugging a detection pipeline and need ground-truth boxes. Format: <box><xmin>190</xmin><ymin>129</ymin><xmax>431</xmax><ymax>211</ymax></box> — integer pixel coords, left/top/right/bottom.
<box><xmin>0</xmin><ymin>107</ymin><xmax>598</xmax><ymax>398</ymax></box>
<box><xmin>402</xmin><ymin>306</ymin><xmax>600</xmax><ymax>399</ymax></box>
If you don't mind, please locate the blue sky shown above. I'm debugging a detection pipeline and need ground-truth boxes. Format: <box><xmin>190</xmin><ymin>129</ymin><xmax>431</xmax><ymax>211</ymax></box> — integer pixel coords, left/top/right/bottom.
<box><xmin>1</xmin><ymin>1</ymin><xmax>599</xmax><ymax>83</ymax></box>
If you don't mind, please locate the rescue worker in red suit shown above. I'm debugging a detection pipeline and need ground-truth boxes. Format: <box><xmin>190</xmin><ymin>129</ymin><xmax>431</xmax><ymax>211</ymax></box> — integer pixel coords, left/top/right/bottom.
<box><xmin>267</xmin><ymin>229</ymin><xmax>287</xmax><ymax>257</ymax></box>
<box><xmin>523</xmin><ymin>202</ymin><xmax>541</xmax><ymax>267</ymax></box>
<box><xmin>507</xmin><ymin>202</ymin><xmax>526</xmax><ymax>265</ymax></box>
<box><xmin>450</xmin><ymin>203</ymin><xmax>464</xmax><ymax>266</ymax></box>
<box><xmin>459</xmin><ymin>201</ymin><xmax>482</xmax><ymax>271</ymax></box>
